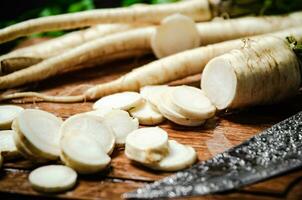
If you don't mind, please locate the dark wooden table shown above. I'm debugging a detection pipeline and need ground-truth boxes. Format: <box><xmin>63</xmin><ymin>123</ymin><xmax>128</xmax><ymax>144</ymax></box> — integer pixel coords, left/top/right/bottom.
<box><xmin>0</xmin><ymin>42</ymin><xmax>302</xmax><ymax>199</ymax></box>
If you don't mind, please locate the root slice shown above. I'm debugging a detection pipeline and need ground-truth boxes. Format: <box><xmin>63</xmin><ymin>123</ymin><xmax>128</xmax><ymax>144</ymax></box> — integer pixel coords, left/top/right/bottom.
<box><xmin>29</xmin><ymin>165</ymin><xmax>77</xmax><ymax>193</ymax></box>
<box><xmin>12</xmin><ymin>109</ymin><xmax>63</xmax><ymax>160</ymax></box>
<box><xmin>151</xmin><ymin>14</ymin><xmax>200</xmax><ymax>58</ymax></box>
<box><xmin>125</xmin><ymin>127</ymin><xmax>169</xmax><ymax>164</ymax></box>
<box><xmin>0</xmin><ymin>130</ymin><xmax>20</xmax><ymax>160</ymax></box>
<box><xmin>0</xmin><ymin>105</ymin><xmax>23</xmax><ymax>129</ymax></box>
<box><xmin>148</xmin><ymin>140</ymin><xmax>197</xmax><ymax>171</ymax></box>
<box><xmin>129</xmin><ymin>101</ymin><xmax>164</xmax><ymax>125</ymax></box>
<box><xmin>93</xmin><ymin>92</ymin><xmax>143</xmax><ymax>110</ymax></box>
<box><xmin>60</xmin><ymin>114</ymin><xmax>115</xmax><ymax>155</ymax></box>
<box><xmin>103</xmin><ymin>110</ymin><xmax>139</xmax><ymax>146</ymax></box>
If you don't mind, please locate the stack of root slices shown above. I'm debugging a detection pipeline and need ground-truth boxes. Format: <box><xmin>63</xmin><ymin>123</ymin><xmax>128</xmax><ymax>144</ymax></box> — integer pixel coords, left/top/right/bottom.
<box><xmin>139</xmin><ymin>85</ymin><xmax>216</xmax><ymax>126</ymax></box>
<box><xmin>92</xmin><ymin>85</ymin><xmax>216</xmax><ymax>126</ymax></box>
<box><xmin>125</xmin><ymin>127</ymin><xmax>197</xmax><ymax>171</ymax></box>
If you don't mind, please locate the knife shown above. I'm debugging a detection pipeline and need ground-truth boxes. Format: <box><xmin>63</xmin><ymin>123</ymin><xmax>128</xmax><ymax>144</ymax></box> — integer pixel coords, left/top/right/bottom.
<box><xmin>124</xmin><ymin>111</ymin><xmax>302</xmax><ymax>199</ymax></box>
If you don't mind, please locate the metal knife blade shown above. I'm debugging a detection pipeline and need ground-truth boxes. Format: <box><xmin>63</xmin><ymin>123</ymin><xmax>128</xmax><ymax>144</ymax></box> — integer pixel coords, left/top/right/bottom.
<box><xmin>124</xmin><ymin>111</ymin><xmax>302</xmax><ymax>199</ymax></box>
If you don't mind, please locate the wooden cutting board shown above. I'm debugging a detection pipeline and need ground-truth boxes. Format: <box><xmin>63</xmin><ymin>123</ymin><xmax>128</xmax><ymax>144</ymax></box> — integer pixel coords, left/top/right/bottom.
<box><xmin>0</xmin><ymin>43</ymin><xmax>302</xmax><ymax>199</ymax></box>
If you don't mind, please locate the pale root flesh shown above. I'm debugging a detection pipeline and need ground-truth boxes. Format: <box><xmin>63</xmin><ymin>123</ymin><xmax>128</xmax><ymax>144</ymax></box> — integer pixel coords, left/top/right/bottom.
<box><xmin>0</xmin><ymin>24</ymin><xmax>142</xmax><ymax>74</ymax></box>
<box><xmin>60</xmin><ymin>114</ymin><xmax>115</xmax><ymax>155</ymax></box>
<box><xmin>12</xmin><ymin>109</ymin><xmax>63</xmax><ymax>160</ymax></box>
<box><xmin>140</xmin><ymin>85</ymin><xmax>169</xmax><ymax>107</ymax></box>
<box><xmin>103</xmin><ymin>109</ymin><xmax>139</xmax><ymax>145</ymax></box>
<box><xmin>29</xmin><ymin>165</ymin><xmax>77</xmax><ymax>193</ymax></box>
<box><xmin>0</xmin><ymin>0</ymin><xmax>211</xmax><ymax>44</ymax></box>
<box><xmin>157</xmin><ymin>88</ymin><xmax>205</xmax><ymax>126</ymax></box>
<box><xmin>129</xmin><ymin>100</ymin><xmax>165</xmax><ymax>125</ymax></box>
<box><xmin>12</xmin><ymin>127</ymin><xmax>49</xmax><ymax>163</ymax></box>
<box><xmin>125</xmin><ymin>127</ymin><xmax>169</xmax><ymax>164</ymax></box>
<box><xmin>84</xmin><ymin>107</ymin><xmax>113</xmax><ymax>119</ymax></box>
<box><xmin>202</xmin><ymin>36</ymin><xmax>301</xmax><ymax>110</ymax></box>
<box><xmin>0</xmin><ymin>130</ymin><xmax>20</xmax><ymax>160</ymax></box>
<box><xmin>151</xmin><ymin>14</ymin><xmax>200</xmax><ymax>58</ymax></box>
<box><xmin>0</xmin><ymin>105</ymin><xmax>23</xmax><ymax>129</ymax></box>
<box><xmin>147</xmin><ymin>140</ymin><xmax>197</xmax><ymax>171</ymax></box>
<box><xmin>2</xmin><ymin>27</ymin><xmax>302</xmax><ymax>103</ymax></box>
<box><xmin>60</xmin><ymin>132</ymin><xmax>111</xmax><ymax>174</ymax></box>
<box><xmin>168</xmin><ymin>85</ymin><xmax>216</xmax><ymax>119</ymax></box>
<box><xmin>93</xmin><ymin>92</ymin><xmax>143</xmax><ymax>111</ymax></box>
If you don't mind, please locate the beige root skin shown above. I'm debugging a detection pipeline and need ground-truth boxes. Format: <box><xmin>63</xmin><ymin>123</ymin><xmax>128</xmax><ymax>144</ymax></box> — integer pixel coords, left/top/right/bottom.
<box><xmin>0</xmin><ymin>0</ymin><xmax>211</xmax><ymax>44</ymax></box>
<box><xmin>2</xmin><ymin>27</ymin><xmax>302</xmax><ymax>103</ymax></box>
<box><xmin>0</xmin><ymin>27</ymin><xmax>154</xmax><ymax>90</ymax></box>
<box><xmin>196</xmin><ymin>11</ymin><xmax>302</xmax><ymax>46</ymax></box>
<box><xmin>0</xmin><ymin>24</ymin><xmax>143</xmax><ymax>74</ymax></box>
<box><xmin>201</xmin><ymin>36</ymin><xmax>302</xmax><ymax>110</ymax></box>
<box><xmin>3</xmin><ymin>12</ymin><xmax>302</xmax><ymax>75</ymax></box>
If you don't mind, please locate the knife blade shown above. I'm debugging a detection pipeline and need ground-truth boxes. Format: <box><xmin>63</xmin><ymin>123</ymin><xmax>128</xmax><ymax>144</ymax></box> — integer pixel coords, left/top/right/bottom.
<box><xmin>124</xmin><ymin>111</ymin><xmax>302</xmax><ymax>199</ymax></box>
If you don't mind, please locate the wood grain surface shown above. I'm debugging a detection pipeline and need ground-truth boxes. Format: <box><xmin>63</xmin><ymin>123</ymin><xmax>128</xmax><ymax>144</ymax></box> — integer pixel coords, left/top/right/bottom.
<box><xmin>0</xmin><ymin>39</ymin><xmax>302</xmax><ymax>200</ymax></box>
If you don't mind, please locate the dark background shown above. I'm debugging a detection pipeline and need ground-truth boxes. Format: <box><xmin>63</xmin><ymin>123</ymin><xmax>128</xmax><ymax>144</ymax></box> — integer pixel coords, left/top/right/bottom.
<box><xmin>0</xmin><ymin>0</ymin><xmax>120</xmax><ymax>20</ymax></box>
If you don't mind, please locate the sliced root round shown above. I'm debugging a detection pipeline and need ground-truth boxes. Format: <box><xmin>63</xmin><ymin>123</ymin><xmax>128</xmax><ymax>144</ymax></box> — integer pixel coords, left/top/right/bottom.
<box><xmin>60</xmin><ymin>133</ymin><xmax>111</xmax><ymax>174</ymax></box>
<box><xmin>0</xmin><ymin>130</ymin><xmax>20</xmax><ymax>160</ymax></box>
<box><xmin>201</xmin><ymin>56</ymin><xmax>238</xmax><ymax>110</ymax></box>
<box><xmin>168</xmin><ymin>85</ymin><xmax>216</xmax><ymax>119</ymax></box>
<box><xmin>0</xmin><ymin>105</ymin><xmax>23</xmax><ymax>129</ymax></box>
<box><xmin>84</xmin><ymin>107</ymin><xmax>113</xmax><ymax>119</ymax></box>
<box><xmin>140</xmin><ymin>85</ymin><xmax>169</xmax><ymax>107</ymax></box>
<box><xmin>60</xmin><ymin>114</ymin><xmax>115</xmax><ymax>155</ymax></box>
<box><xmin>148</xmin><ymin>140</ymin><xmax>197</xmax><ymax>171</ymax></box>
<box><xmin>93</xmin><ymin>92</ymin><xmax>143</xmax><ymax>110</ymax></box>
<box><xmin>103</xmin><ymin>110</ymin><xmax>138</xmax><ymax>146</ymax></box>
<box><xmin>29</xmin><ymin>165</ymin><xmax>77</xmax><ymax>193</ymax></box>
<box><xmin>12</xmin><ymin>109</ymin><xmax>62</xmax><ymax>160</ymax></box>
<box><xmin>125</xmin><ymin>127</ymin><xmax>169</xmax><ymax>164</ymax></box>
<box><xmin>157</xmin><ymin>91</ymin><xmax>205</xmax><ymax>126</ymax></box>
<box><xmin>12</xmin><ymin>129</ymin><xmax>48</xmax><ymax>162</ymax></box>
<box><xmin>129</xmin><ymin>101</ymin><xmax>165</xmax><ymax>125</ymax></box>
<box><xmin>151</xmin><ymin>14</ymin><xmax>201</xmax><ymax>58</ymax></box>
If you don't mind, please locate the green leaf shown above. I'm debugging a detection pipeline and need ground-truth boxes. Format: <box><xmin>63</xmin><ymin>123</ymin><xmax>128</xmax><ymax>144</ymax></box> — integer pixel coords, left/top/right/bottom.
<box><xmin>68</xmin><ymin>0</ymin><xmax>95</xmax><ymax>13</ymax></box>
<box><xmin>122</xmin><ymin>0</ymin><xmax>149</xmax><ymax>7</ymax></box>
<box><xmin>151</xmin><ymin>0</ymin><xmax>178</xmax><ymax>4</ymax></box>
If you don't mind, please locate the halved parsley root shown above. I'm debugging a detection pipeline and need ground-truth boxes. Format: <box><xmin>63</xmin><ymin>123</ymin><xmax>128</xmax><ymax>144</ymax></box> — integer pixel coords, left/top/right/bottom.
<box><xmin>0</xmin><ymin>130</ymin><xmax>20</xmax><ymax>160</ymax></box>
<box><xmin>201</xmin><ymin>36</ymin><xmax>301</xmax><ymax>110</ymax></box>
<box><xmin>125</xmin><ymin>127</ymin><xmax>169</xmax><ymax>164</ymax></box>
<box><xmin>29</xmin><ymin>165</ymin><xmax>77</xmax><ymax>193</ymax></box>
<box><xmin>12</xmin><ymin>109</ymin><xmax>62</xmax><ymax>161</ymax></box>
